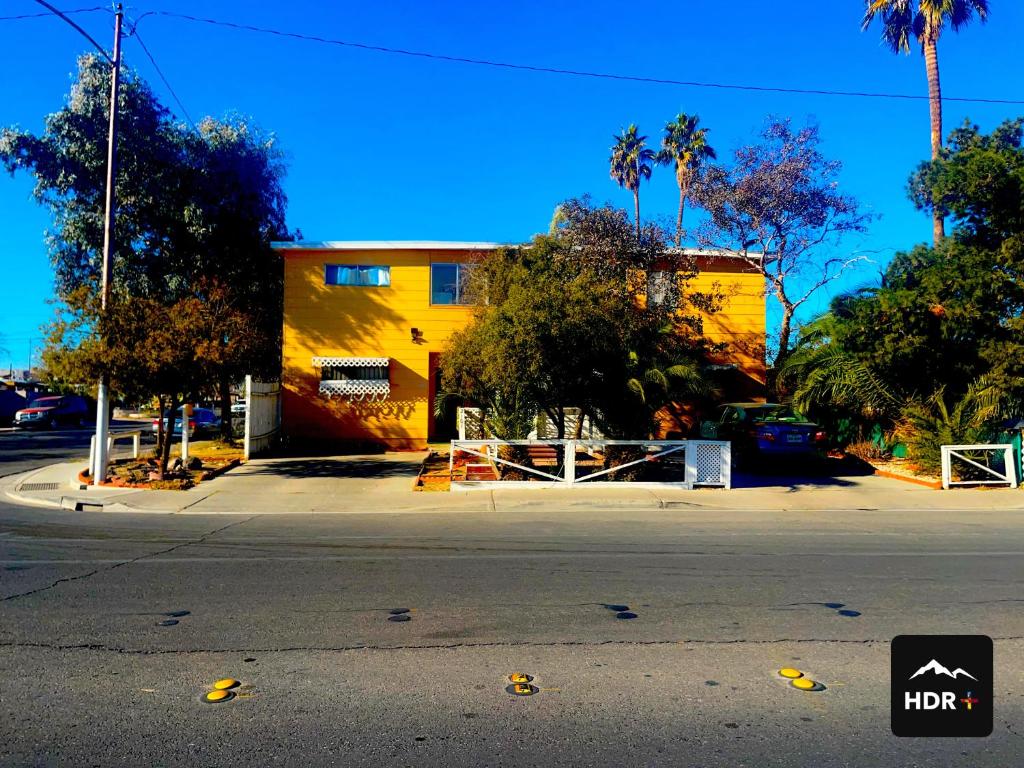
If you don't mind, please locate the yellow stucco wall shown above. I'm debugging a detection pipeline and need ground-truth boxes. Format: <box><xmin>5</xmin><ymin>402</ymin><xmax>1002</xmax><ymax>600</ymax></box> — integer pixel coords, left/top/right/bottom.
<box><xmin>281</xmin><ymin>247</ymin><xmax>766</xmax><ymax>449</ymax></box>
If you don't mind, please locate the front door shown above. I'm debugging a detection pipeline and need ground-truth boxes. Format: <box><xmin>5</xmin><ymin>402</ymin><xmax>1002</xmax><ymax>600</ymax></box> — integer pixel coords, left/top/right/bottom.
<box><xmin>428</xmin><ymin>353</ymin><xmax>457</xmax><ymax>441</ymax></box>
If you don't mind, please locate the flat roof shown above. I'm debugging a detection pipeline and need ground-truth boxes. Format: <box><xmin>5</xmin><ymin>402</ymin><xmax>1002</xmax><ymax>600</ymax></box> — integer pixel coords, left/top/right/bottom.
<box><xmin>271</xmin><ymin>240</ymin><xmax>504</xmax><ymax>251</ymax></box>
<box><xmin>271</xmin><ymin>240</ymin><xmax>763</xmax><ymax>260</ymax></box>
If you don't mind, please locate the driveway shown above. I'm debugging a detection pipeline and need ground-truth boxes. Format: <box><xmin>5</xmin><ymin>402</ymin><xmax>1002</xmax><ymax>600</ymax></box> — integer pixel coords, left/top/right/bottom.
<box><xmin>190</xmin><ymin>453</ymin><xmax>430</xmax><ymax>513</ymax></box>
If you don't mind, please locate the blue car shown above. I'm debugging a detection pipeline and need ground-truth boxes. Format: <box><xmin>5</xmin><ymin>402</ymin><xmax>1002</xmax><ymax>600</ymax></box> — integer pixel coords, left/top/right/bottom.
<box><xmin>151</xmin><ymin>407</ymin><xmax>221</xmax><ymax>438</ymax></box>
<box><xmin>708</xmin><ymin>403</ymin><xmax>827</xmax><ymax>470</ymax></box>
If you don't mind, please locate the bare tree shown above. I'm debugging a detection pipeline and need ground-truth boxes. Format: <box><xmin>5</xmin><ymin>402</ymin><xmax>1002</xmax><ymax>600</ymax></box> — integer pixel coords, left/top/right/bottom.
<box><xmin>691</xmin><ymin>119</ymin><xmax>873</xmax><ymax>371</ymax></box>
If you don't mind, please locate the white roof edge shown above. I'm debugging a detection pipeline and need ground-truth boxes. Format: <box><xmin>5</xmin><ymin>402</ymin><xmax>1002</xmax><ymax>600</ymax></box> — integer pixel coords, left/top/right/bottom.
<box><xmin>272</xmin><ymin>240</ymin><xmax>505</xmax><ymax>251</ymax></box>
<box><xmin>271</xmin><ymin>240</ymin><xmax>762</xmax><ymax>260</ymax></box>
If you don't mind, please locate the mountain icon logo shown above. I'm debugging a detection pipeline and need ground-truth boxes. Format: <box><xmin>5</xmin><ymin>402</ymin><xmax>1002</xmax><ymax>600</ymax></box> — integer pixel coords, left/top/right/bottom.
<box><xmin>908</xmin><ymin>659</ymin><xmax>978</xmax><ymax>681</ymax></box>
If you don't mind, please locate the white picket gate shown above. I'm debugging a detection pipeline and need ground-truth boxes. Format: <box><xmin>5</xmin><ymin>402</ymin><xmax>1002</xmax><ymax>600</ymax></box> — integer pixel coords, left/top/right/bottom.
<box><xmin>940</xmin><ymin>444</ymin><xmax>1018</xmax><ymax>490</ymax></box>
<box><xmin>243</xmin><ymin>376</ymin><xmax>282</xmax><ymax>460</ymax></box>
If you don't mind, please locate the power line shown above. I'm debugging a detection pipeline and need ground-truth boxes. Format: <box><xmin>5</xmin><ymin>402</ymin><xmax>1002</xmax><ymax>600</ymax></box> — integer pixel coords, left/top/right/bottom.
<box><xmin>138</xmin><ymin>9</ymin><xmax>1024</xmax><ymax>106</ymax></box>
<box><xmin>29</xmin><ymin>0</ymin><xmax>112</xmax><ymax>62</ymax></box>
<box><xmin>128</xmin><ymin>25</ymin><xmax>197</xmax><ymax>129</ymax></box>
<box><xmin>0</xmin><ymin>5</ymin><xmax>106</xmax><ymax>21</ymax></box>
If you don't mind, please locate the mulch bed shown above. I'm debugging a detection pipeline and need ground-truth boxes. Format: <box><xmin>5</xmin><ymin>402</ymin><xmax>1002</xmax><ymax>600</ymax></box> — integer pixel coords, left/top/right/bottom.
<box><xmin>80</xmin><ymin>456</ymin><xmax>242</xmax><ymax>491</ymax></box>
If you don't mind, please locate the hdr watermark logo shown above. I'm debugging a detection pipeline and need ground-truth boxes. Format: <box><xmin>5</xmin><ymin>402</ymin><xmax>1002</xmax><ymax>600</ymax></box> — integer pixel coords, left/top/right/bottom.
<box><xmin>891</xmin><ymin>635</ymin><xmax>993</xmax><ymax>737</ymax></box>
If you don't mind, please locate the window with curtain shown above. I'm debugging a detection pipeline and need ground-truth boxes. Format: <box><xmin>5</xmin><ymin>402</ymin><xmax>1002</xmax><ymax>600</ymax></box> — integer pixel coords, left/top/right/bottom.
<box><xmin>325</xmin><ymin>264</ymin><xmax>391</xmax><ymax>287</ymax></box>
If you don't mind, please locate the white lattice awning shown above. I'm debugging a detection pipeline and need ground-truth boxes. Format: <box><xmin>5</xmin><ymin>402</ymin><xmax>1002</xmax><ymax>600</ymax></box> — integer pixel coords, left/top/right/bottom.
<box><xmin>313</xmin><ymin>356</ymin><xmax>390</xmax><ymax>402</ymax></box>
<box><xmin>319</xmin><ymin>379</ymin><xmax>390</xmax><ymax>401</ymax></box>
<box><xmin>313</xmin><ymin>356</ymin><xmax>389</xmax><ymax>367</ymax></box>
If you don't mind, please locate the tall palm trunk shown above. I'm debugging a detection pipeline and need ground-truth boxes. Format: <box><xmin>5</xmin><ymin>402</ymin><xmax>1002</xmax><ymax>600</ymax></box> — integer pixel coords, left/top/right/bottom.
<box><xmin>633</xmin><ymin>188</ymin><xmax>641</xmax><ymax>240</ymax></box>
<box><xmin>923</xmin><ymin>34</ymin><xmax>945</xmax><ymax>245</ymax></box>
<box><xmin>674</xmin><ymin>169</ymin><xmax>690</xmax><ymax>248</ymax></box>
<box><xmin>675</xmin><ymin>187</ymin><xmax>685</xmax><ymax>248</ymax></box>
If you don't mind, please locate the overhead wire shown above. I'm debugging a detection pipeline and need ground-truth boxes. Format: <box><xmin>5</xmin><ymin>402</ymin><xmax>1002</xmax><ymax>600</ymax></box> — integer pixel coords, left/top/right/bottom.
<box><xmin>28</xmin><ymin>0</ymin><xmax>112</xmax><ymax>62</ymax></box>
<box><xmin>0</xmin><ymin>5</ymin><xmax>106</xmax><ymax>21</ymax></box>
<box><xmin>134</xmin><ymin>9</ymin><xmax>1024</xmax><ymax>106</ymax></box>
<box><xmin>126</xmin><ymin>21</ymin><xmax>197</xmax><ymax>130</ymax></box>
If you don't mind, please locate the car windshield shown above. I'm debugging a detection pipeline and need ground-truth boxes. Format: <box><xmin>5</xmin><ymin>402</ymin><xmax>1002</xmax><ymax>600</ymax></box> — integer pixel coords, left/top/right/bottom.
<box><xmin>745</xmin><ymin>405</ymin><xmax>805</xmax><ymax>423</ymax></box>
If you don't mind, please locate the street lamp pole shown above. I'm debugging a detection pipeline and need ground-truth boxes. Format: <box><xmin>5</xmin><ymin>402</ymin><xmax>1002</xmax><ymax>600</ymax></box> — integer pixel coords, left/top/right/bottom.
<box><xmin>91</xmin><ymin>5</ymin><xmax>123</xmax><ymax>486</ymax></box>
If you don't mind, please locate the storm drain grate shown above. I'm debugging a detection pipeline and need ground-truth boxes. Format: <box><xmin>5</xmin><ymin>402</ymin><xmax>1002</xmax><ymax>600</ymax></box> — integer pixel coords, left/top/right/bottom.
<box><xmin>18</xmin><ymin>483</ymin><xmax>60</xmax><ymax>492</ymax></box>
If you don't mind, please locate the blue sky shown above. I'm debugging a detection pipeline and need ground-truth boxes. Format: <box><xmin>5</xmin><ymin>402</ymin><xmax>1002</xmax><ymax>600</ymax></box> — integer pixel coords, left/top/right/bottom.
<box><xmin>2</xmin><ymin>1</ymin><xmax>1022</xmax><ymax>370</ymax></box>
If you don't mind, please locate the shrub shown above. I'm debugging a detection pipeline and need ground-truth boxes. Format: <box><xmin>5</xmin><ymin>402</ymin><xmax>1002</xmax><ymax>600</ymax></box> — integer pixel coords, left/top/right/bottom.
<box><xmin>845</xmin><ymin>440</ymin><xmax>890</xmax><ymax>462</ymax></box>
<box><xmin>602</xmin><ymin>445</ymin><xmax>649</xmax><ymax>482</ymax></box>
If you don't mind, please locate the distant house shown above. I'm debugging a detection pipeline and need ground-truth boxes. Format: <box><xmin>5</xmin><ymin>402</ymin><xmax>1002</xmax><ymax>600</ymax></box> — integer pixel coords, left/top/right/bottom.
<box><xmin>275</xmin><ymin>241</ymin><xmax>766</xmax><ymax>451</ymax></box>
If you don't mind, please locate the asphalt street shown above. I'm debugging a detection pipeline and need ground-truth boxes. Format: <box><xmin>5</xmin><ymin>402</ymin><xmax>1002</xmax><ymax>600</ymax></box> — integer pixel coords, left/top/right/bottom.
<box><xmin>0</xmin><ymin>432</ymin><xmax>1022</xmax><ymax>766</ymax></box>
<box><xmin>0</xmin><ymin>421</ymin><xmax>153</xmax><ymax>479</ymax></box>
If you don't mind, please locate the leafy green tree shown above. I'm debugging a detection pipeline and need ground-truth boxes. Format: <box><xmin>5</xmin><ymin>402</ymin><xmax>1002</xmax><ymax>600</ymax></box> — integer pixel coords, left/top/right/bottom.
<box><xmin>657</xmin><ymin>113</ymin><xmax>716</xmax><ymax>247</ymax></box>
<box><xmin>1</xmin><ymin>55</ymin><xmax>290</xmax><ymax>441</ymax></box>
<box><xmin>782</xmin><ymin>119</ymin><xmax>1024</xmax><ymax>469</ymax></box>
<box><xmin>609</xmin><ymin>125</ymin><xmax>656</xmax><ymax>239</ymax></box>
<box><xmin>440</xmin><ymin>201</ymin><xmax>717</xmax><ymax>443</ymax></box>
<box><xmin>862</xmin><ymin>0</ymin><xmax>990</xmax><ymax>245</ymax></box>
<box><xmin>910</xmin><ymin>117</ymin><xmax>1024</xmax><ymax>247</ymax></box>
<box><xmin>691</xmin><ymin>118</ymin><xmax>872</xmax><ymax>372</ymax></box>
<box><xmin>185</xmin><ymin>116</ymin><xmax>289</xmax><ymax>435</ymax></box>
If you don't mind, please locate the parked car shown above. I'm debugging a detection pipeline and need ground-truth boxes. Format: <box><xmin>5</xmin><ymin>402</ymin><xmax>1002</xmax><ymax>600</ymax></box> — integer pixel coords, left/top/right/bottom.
<box><xmin>704</xmin><ymin>402</ymin><xmax>827</xmax><ymax>469</ymax></box>
<box><xmin>14</xmin><ymin>394</ymin><xmax>90</xmax><ymax>429</ymax></box>
<box><xmin>230</xmin><ymin>401</ymin><xmax>247</xmax><ymax>415</ymax></box>
<box><xmin>151</xmin><ymin>407</ymin><xmax>221</xmax><ymax>438</ymax></box>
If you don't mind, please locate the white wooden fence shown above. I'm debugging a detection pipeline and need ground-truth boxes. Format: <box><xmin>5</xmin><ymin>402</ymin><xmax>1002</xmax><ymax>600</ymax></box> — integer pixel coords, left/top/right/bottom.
<box><xmin>244</xmin><ymin>376</ymin><xmax>282</xmax><ymax>460</ymax></box>
<box><xmin>449</xmin><ymin>438</ymin><xmax>731</xmax><ymax>490</ymax></box>
<box><xmin>940</xmin><ymin>444</ymin><xmax>1018</xmax><ymax>490</ymax></box>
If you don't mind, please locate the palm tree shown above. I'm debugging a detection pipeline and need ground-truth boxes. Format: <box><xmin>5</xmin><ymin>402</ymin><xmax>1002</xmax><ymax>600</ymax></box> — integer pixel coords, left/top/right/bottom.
<box><xmin>609</xmin><ymin>125</ymin><xmax>656</xmax><ymax>239</ymax></box>
<box><xmin>862</xmin><ymin>0</ymin><xmax>989</xmax><ymax>245</ymax></box>
<box><xmin>656</xmin><ymin>113</ymin><xmax>716</xmax><ymax>247</ymax></box>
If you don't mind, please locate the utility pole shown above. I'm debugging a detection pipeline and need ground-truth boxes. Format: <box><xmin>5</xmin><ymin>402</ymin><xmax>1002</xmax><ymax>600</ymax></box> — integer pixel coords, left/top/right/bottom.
<box><xmin>91</xmin><ymin>5</ymin><xmax>123</xmax><ymax>485</ymax></box>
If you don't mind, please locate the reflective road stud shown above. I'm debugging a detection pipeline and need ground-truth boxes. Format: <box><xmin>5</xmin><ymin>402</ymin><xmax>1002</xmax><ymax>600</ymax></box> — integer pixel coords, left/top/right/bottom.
<box><xmin>509</xmin><ymin>673</ymin><xmax>532</xmax><ymax>684</ymax></box>
<box><xmin>791</xmin><ymin>678</ymin><xmax>817</xmax><ymax>691</ymax></box>
<box><xmin>506</xmin><ymin>683</ymin><xmax>539</xmax><ymax>696</ymax></box>
<box><xmin>778</xmin><ymin>668</ymin><xmax>803</xmax><ymax>679</ymax></box>
<box><xmin>213</xmin><ymin>678</ymin><xmax>240</xmax><ymax>690</ymax></box>
<box><xmin>204</xmin><ymin>689</ymin><xmax>233</xmax><ymax>703</ymax></box>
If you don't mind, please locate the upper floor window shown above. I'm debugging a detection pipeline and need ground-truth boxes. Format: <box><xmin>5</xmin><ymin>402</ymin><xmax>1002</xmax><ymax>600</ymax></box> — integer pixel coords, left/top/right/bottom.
<box><xmin>431</xmin><ymin>263</ymin><xmax>474</xmax><ymax>305</ymax></box>
<box><xmin>325</xmin><ymin>264</ymin><xmax>391</xmax><ymax>287</ymax></box>
<box><xmin>647</xmin><ymin>271</ymin><xmax>676</xmax><ymax>306</ymax></box>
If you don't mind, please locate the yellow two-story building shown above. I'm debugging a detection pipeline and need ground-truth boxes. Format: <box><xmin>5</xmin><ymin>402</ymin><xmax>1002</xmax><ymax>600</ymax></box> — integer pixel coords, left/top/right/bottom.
<box><xmin>276</xmin><ymin>241</ymin><xmax>766</xmax><ymax>451</ymax></box>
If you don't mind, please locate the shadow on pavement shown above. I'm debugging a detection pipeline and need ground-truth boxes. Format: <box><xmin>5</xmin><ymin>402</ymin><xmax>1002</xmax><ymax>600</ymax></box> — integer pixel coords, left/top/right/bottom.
<box><xmin>239</xmin><ymin>457</ymin><xmax>420</xmax><ymax>480</ymax></box>
<box><xmin>732</xmin><ymin>456</ymin><xmax>875</xmax><ymax>490</ymax></box>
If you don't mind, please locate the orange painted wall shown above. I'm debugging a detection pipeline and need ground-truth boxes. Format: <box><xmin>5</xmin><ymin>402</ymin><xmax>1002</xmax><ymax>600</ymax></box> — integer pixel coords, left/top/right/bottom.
<box><xmin>281</xmin><ymin>248</ymin><xmax>478</xmax><ymax>450</ymax></box>
<box><xmin>688</xmin><ymin>256</ymin><xmax>767</xmax><ymax>391</ymax></box>
<box><xmin>281</xmin><ymin>247</ymin><xmax>766</xmax><ymax>449</ymax></box>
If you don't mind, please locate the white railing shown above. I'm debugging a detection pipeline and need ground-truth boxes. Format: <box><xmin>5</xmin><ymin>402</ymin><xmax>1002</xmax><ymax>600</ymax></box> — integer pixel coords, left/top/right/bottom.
<box><xmin>940</xmin><ymin>444</ymin><xmax>1018</xmax><ymax>490</ymax></box>
<box><xmin>88</xmin><ymin>430</ymin><xmax>142</xmax><ymax>471</ymax></box>
<box><xmin>449</xmin><ymin>439</ymin><xmax>730</xmax><ymax>490</ymax></box>
<box><xmin>244</xmin><ymin>376</ymin><xmax>282</xmax><ymax>460</ymax></box>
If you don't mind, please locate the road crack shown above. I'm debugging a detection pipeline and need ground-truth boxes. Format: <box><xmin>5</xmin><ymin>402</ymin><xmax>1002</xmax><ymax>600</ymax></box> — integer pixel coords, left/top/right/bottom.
<box><xmin>1</xmin><ymin>516</ymin><xmax>256</xmax><ymax>602</ymax></box>
<box><xmin>2</xmin><ymin>636</ymin><xmax>1022</xmax><ymax>656</ymax></box>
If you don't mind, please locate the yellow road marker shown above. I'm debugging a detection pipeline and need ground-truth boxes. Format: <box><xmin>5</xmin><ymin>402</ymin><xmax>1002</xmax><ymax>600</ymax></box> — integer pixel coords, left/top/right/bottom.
<box><xmin>778</xmin><ymin>668</ymin><xmax>803</xmax><ymax>679</ymax></box>
<box><xmin>213</xmin><ymin>678</ymin><xmax>240</xmax><ymax>690</ymax></box>
<box><xmin>791</xmin><ymin>678</ymin><xmax>817</xmax><ymax>690</ymax></box>
<box><xmin>204</xmin><ymin>690</ymin><xmax>232</xmax><ymax>702</ymax></box>
<box><xmin>509</xmin><ymin>673</ymin><xmax>532</xmax><ymax>684</ymax></box>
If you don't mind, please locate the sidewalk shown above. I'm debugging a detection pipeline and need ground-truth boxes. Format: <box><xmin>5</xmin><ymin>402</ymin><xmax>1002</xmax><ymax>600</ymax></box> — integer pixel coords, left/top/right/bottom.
<box><xmin>3</xmin><ymin>454</ymin><xmax>1023</xmax><ymax>515</ymax></box>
